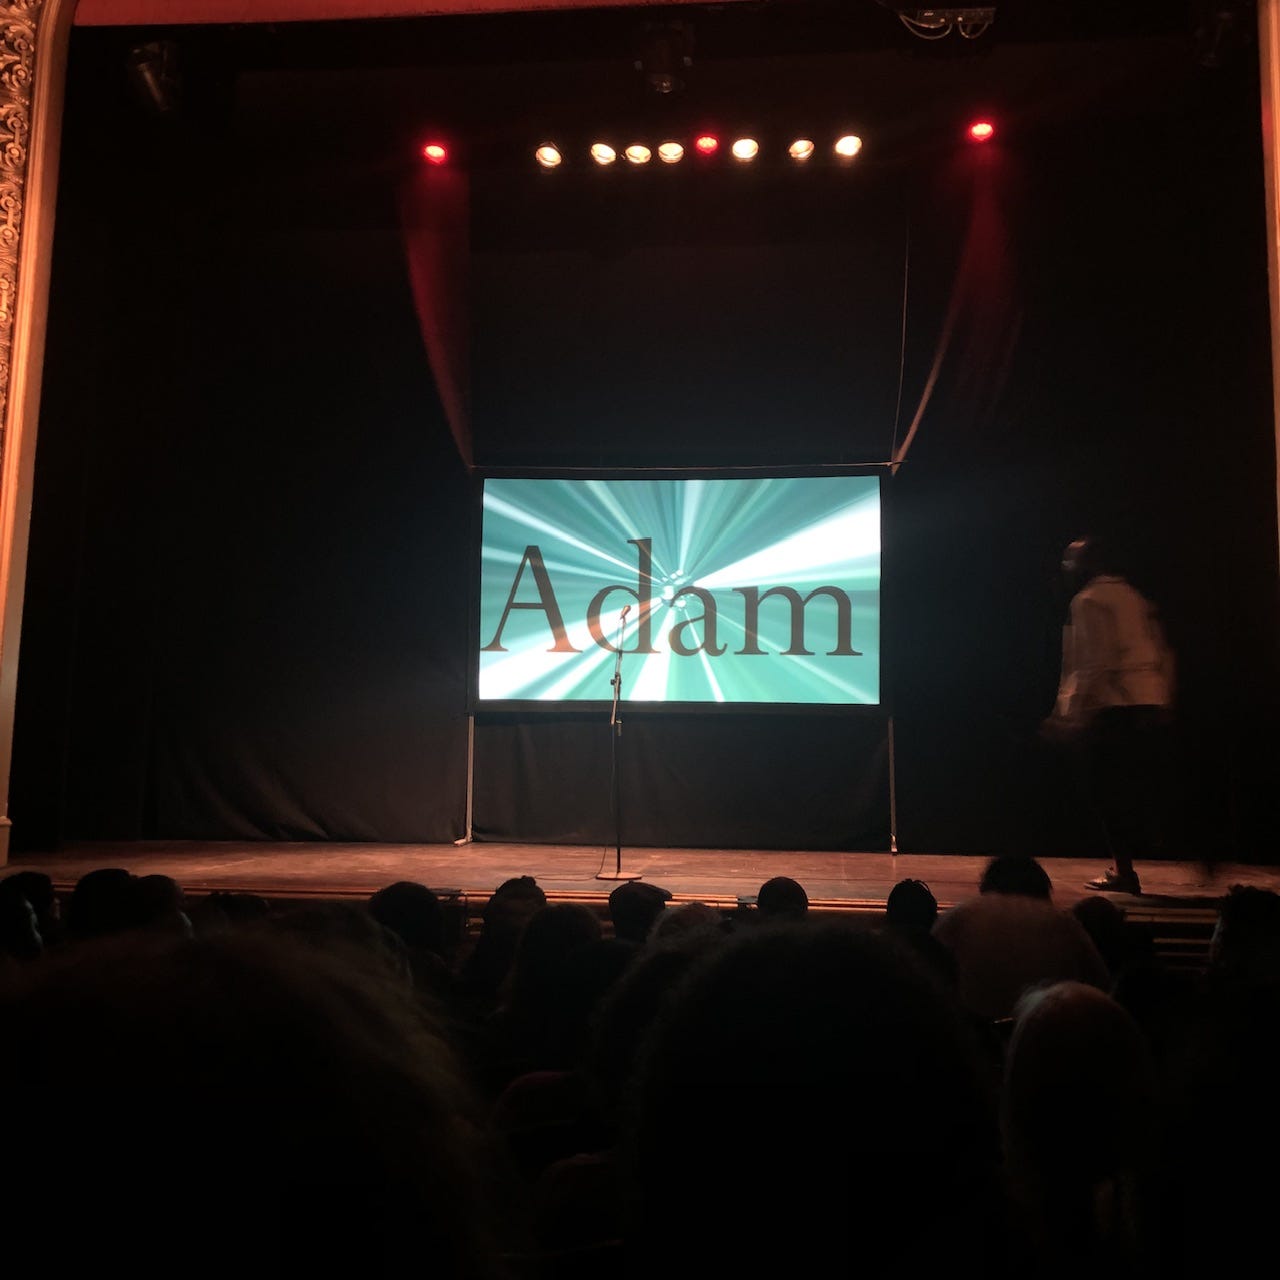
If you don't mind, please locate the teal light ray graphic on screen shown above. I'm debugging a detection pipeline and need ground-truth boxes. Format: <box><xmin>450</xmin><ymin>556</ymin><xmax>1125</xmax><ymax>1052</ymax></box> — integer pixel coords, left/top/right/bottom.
<box><xmin>478</xmin><ymin>476</ymin><xmax>881</xmax><ymax>706</ymax></box>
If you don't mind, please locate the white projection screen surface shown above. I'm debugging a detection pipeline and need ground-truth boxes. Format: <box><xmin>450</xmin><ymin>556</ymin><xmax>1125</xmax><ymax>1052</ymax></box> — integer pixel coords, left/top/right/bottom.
<box><xmin>475</xmin><ymin>474</ymin><xmax>882</xmax><ymax>709</ymax></box>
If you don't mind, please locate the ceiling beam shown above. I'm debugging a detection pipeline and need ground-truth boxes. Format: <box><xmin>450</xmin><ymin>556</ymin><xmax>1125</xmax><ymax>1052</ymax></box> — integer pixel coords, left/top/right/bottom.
<box><xmin>73</xmin><ymin>0</ymin><xmax>751</xmax><ymax>27</ymax></box>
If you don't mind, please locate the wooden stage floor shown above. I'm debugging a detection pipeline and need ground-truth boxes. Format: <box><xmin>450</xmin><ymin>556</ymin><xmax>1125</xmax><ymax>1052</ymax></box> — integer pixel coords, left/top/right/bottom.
<box><xmin>7</xmin><ymin>839</ymin><xmax>1276</xmax><ymax>917</ymax></box>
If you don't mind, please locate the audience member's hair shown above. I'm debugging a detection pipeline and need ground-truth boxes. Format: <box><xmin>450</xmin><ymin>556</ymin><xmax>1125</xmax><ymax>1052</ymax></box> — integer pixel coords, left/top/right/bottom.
<box><xmin>886</xmin><ymin>878</ymin><xmax>939</xmax><ymax>934</ymax></box>
<box><xmin>622</xmin><ymin>921</ymin><xmax>1006</xmax><ymax>1274</ymax></box>
<box><xmin>1071</xmin><ymin>895</ymin><xmax>1156</xmax><ymax>983</ymax></box>
<box><xmin>457</xmin><ymin>877</ymin><xmax>548</xmax><ymax>1008</ymax></box>
<box><xmin>0</xmin><ymin>930</ymin><xmax>514</xmax><ymax>1279</ymax></box>
<box><xmin>607</xmin><ymin>881</ymin><xmax>671</xmax><ymax>944</ymax></box>
<box><xmin>1208</xmin><ymin>884</ymin><xmax>1280</xmax><ymax>986</ymax></box>
<box><xmin>0</xmin><ymin>870</ymin><xmax>59</xmax><ymax>937</ymax></box>
<box><xmin>1001</xmin><ymin>981</ymin><xmax>1156</xmax><ymax>1274</ymax></box>
<box><xmin>369</xmin><ymin>880</ymin><xmax>445</xmax><ymax>954</ymax></box>
<box><xmin>979</xmin><ymin>855</ymin><xmax>1053</xmax><ymax>900</ymax></box>
<box><xmin>1152</xmin><ymin>978</ymin><xmax>1280</xmax><ymax>1273</ymax></box>
<box><xmin>885</xmin><ymin>878</ymin><xmax>958</xmax><ymax>993</ymax></box>
<box><xmin>133</xmin><ymin>874</ymin><xmax>192</xmax><ymax>936</ymax></box>
<box><xmin>756</xmin><ymin>875</ymin><xmax>809</xmax><ymax>920</ymax></box>
<box><xmin>267</xmin><ymin>900</ymin><xmax>412</xmax><ymax>988</ymax></box>
<box><xmin>0</xmin><ymin>877</ymin><xmax>42</xmax><ymax>961</ymax></box>
<box><xmin>64</xmin><ymin>868</ymin><xmax>138</xmax><ymax>941</ymax></box>
<box><xmin>648</xmin><ymin>901</ymin><xmax>725</xmax><ymax>945</ymax></box>
<box><xmin>499</xmin><ymin>903</ymin><xmax>604</xmax><ymax>1027</ymax></box>
<box><xmin>586</xmin><ymin>924</ymin><xmax>729</xmax><ymax>1133</ymax></box>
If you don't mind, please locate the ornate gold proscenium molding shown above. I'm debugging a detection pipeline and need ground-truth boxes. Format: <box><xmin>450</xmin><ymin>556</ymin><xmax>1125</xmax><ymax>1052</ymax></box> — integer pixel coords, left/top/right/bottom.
<box><xmin>0</xmin><ymin>1</ymin><xmax>41</xmax><ymax>461</ymax></box>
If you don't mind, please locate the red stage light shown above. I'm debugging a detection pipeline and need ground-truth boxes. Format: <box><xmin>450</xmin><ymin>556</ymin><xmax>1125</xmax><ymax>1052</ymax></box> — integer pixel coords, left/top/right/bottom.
<box><xmin>421</xmin><ymin>143</ymin><xmax>448</xmax><ymax>164</ymax></box>
<box><xmin>694</xmin><ymin>135</ymin><xmax>719</xmax><ymax>156</ymax></box>
<box><xmin>968</xmin><ymin>121</ymin><xmax>995</xmax><ymax>143</ymax></box>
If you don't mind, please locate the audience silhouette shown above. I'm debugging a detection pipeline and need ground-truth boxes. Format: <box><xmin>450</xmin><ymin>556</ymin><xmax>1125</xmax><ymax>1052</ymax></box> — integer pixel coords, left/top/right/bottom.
<box><xmin>0</xmin><ymin>855</ymin><xmax>1272</xmax><ymax>1280</ymax></box>
<box><xmin>755</xmin><ymin>874</ymin><xmax>809</xmax><ymax>920</ymax></box>
<box><xmin>934</xmin><ymin>856</ymin><xmax>1110</xmax><ymax>1020</ymax></box>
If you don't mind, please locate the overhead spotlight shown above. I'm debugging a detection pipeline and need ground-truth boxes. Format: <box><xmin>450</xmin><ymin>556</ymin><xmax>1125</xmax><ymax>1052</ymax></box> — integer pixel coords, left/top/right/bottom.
<box><xmin>625</xmin><ymin>144</ymin><xmax>652</xmax><ymax>165</ymax></box>
<box><xmin>658</xmin><ymin>141</ymin><xmax>684</xmax><ymax>164</ymax></box>
<box><xmin>591</xmin><ymin>143</ymin><xmax>617</xmax><ymax>166</ymax></box>
<box><xmin>126</xmin><ymin>40</ymin><xmax>181</xmax><ymax>115</ymax></box>
<box><xmin>694</xmin><ymin>134</ymin><xmax>719</xmax><ymax>156</ymax></box>
<box><xmin>834</xmin><ymin>135</ymin><xmax>863</xmax><ymax>158</ymax></box>
<box><xmin>731</xmin><ymin>138</ymin><xmax>759</xmax><ymax>161</ymax></box>
<box><xmin>634</xmin><ymin>19</ymin><xmax>695</xmax><ymax>96</ymax></box>
<box><xmin>421</xmin><ymin>142</ymin><xmax>448</xmax><ymax>165</ymax></box>
<box><xmin>535</xmin><ymin>144</ymin><xmax>562</xmax><ymax>168</ymax></box>
<box><xmin>1193</xmin><ymin>1</ymin><xmax>1250</xmax><ymax>70</ymax></box>
<box><xmin>883</xmin><ymin>5</ymin><xmax>996</xmax><ymax>40</ymax></box>
<box><xmin>967</xmin><ymin>120</ymin><xmax>995</xmax><ymax>142</ymax></box>
<box><xmin>788</xmin><ymin>139</ymin><xmax>815</xmax><ymax>161</ymax></box>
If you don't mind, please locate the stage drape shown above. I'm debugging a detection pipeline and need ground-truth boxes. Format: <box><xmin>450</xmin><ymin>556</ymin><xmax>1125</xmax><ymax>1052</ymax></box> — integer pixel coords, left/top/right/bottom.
<box><xmin>9</xmin><ymin>24</ymin><xmax>1279</xmax><ymax>860</ymax></box>
<box><xmin>473</xmin><ymin>713</ymin><xmax>890</xmax><ymax>851</ymax></box>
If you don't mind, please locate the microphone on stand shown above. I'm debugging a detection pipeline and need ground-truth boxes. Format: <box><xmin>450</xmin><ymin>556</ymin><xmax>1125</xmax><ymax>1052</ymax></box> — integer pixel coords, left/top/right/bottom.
<box><xmin>599</xmin><ymin>600</ymin><xmax>640</xmax><ymax>881</ymax></box>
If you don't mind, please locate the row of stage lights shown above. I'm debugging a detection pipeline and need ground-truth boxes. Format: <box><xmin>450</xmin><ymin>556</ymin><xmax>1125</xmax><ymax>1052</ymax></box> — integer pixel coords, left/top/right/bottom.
<box><xmin>419</xmin><ymin>122</ymin><xmax>997</xmax><ymax>168</ymax></box>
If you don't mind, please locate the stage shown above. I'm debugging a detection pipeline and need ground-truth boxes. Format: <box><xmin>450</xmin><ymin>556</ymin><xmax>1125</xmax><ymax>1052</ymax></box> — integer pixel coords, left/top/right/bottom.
<box><xmin>9</xmin><ymin>841</ymin><xmax>1276</xmax><ymax>972</ymax></box>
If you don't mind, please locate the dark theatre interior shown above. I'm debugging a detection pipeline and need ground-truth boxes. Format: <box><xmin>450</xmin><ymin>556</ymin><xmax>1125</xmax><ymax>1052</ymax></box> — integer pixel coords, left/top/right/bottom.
<box><xmin>2</xmin><ymin>2</ymin><xmax>1280</xmax><ymax>1276</ymax></box>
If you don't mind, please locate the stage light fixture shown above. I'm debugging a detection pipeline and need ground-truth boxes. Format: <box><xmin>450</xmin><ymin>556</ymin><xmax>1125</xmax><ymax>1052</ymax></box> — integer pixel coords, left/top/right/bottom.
<box><xmin>882</xmin><ymin>5</ymin><xmax>996</xmax><ymax>40</ymax></box>
<box><xmin>834</xmin><ymin>135</ymin><xmax>863</xmax><ymax>158</ymax></box>
<box><xmin>535</xmin><ymin>144</ymin><xmax>563</xmax><ymax>168</ymax></box>
<box><xmin>968</xmin><ymin>121</ymin><xmax>995</xmax><ymax>142</ymax></box>
<box><xmin>788</xmin><ymin>139</ymin><xmax>815</xmax><ymax>161</ymax></box>
<box><xmin>633</xmin><ymin>18</ymin><xmax>695</xmax><ymax>96</ymax></box>
<box><xmin>625</xmin><ymin>144</ymin><xmax>652</xmax><ymax>165</ymax></box>
<box><xmin>694</xmin><ymin>134</ymin><xmax>719</xmax><ymax>156</ymax></box>
<box><xmin>591</xmin><ymin>143</ymin><xmax>617</xmax><ymax>165</ymax></box>
<box><xmin>421</xmin><ymin>142</ymin><xmax>448</xmax><ymax>165</ymax></box>
<box><xmin>126</xmin><ymin>40</ymin><xmax>181</xmax><ymax>115</ymax></box>
<box><xmin>731</xmin><ymin>138</ymin><xmax>759</xmax><ymax>161</ymax></box>
<box><xmin>658</xmin><ymin>141</ymin><xmax>684</xmax><ymax>164</ymax></box>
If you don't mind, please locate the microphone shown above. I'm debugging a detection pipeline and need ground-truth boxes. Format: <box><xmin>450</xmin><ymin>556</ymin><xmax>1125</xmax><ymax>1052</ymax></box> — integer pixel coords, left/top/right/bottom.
<box><xmin>620</xmin><ymin>604</ymin><xmax>631</xmax><ymax>619</ymax></box>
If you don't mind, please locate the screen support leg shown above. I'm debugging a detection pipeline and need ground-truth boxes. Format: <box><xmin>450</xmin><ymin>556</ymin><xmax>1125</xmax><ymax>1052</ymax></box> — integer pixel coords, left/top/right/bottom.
<box><xmin>454</xmin><ymin>713</ymin><xmax>474</xmax><ymax>847</ymax></box>
<box><xmin>888</xmin><ymin>714</ymin><xmax>899</xmax><ymax>856</ymax></box>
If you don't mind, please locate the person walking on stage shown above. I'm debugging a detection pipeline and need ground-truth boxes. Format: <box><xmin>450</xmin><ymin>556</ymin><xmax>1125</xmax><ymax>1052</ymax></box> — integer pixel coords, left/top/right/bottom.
<box><xmin>1041</xmin><ymin>535</ymin><xmax>1176</xmax><ymax>896</ymax></box>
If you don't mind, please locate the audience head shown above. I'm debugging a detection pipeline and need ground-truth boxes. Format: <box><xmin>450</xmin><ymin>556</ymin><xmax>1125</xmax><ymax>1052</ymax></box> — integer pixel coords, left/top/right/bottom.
<box><xmin>185</xmin><ymin>891</ymin><xmax>272</xmax><ymax>937</ymax></box>
<box><xmin>64</xmin><ymin>868</ymin><xmax>138</xmax><ymax>941</ymax></box>
<box><xmin>503</xmin><ymin>902</ymin><xmax>603</xmax><ymax>1011</ymax></box>
<box><xmin>369</xmin><ymin>880</ymin><xmax>444</xmax><ymax>955</ymax></box>
<box><xmin>267</xmin><ymin>901</ymin><xmax>412</xmax><ymax>988</ymax></box>
<box><xmin>0</xmin><ymin>877</ymin><xmax>42</xmax><ymax>961</ymax></box>
<box><xmin>607</xmin><ymin>881</ymin><xmax>672</xmax><ymax>943</ymax></box>
<box><xmin>587</xmin><ymin>922</ymin><xmax>729</xmax><ymax>1130</ymax></box>
<box><xmin>134</xmin><ymin>874</ymin><xmax>192</xmax><ymax>937</ymax></box>
<box><xmin>979</xmin><ymin>855</ymin><xmax>1053</xmax><ymax>900</ymax></box>
<box><xmin>756</xmin><ymin>875</ymin><xmax>808</xmax><ymax>921</ymax></box>
<box><xmin>1001</xmin><ymin>981</ymin><xmax>1155</xmax><ymax>1265</ymax></box>
<box><xmin>648</xmin><ymin>900</ymin><xmax>725</xmax><ymax>946</ymax></box>
<box><xmin>623</xmin><ymin>921</ymin><xmax>1003</xmax><ymax>1272</ymax></box>
<box><xmin>1154</xmin><ymin>977</ymin><xmax>1280</xmax><ymax>1272</ymax></box>
<box><xmin>886</xmin><ymin>878</ymin><xmax>939</xmax><ymax>934</ymax></box>
<box><xmin>456</xmin><ymin>877</ymin><xmax>548</xmax><ymax>1008</ymax></box>
<box><xmin>1</xmin><ymin>871</ymin><xmax>58</xmax><ymax>933</ymax></box>
<box><xmin>0</xmin><ymin>929</ymin><xmax>511</xmax><ymax>1278</ymax></box>
<box><xmin>482</xmin><ymin>876</ymin><xmax>547</xmax><ymax>939</ymax></box>
<box><xmin>1208</xmin><ymin>884</ymin><xmax>1280</xmax><ymax>986</ymax></box>
<box><xmin>1071</xmin><ymin>895</ymin><xmax>1156</xmax><ymax>981</ymax></box>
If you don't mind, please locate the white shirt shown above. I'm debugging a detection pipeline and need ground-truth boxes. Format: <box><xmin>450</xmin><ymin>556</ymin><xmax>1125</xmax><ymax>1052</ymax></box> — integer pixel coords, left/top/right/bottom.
<box><xmin>1055</xmin><ymin>575</ymin><xmax>1175</xmax><ymax>724</ymax></box>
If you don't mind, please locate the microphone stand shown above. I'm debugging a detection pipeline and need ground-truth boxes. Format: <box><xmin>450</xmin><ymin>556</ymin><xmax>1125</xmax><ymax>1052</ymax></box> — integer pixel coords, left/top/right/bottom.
<box><xmin>597</xmin><ymin>608</ymin><xmax>640</xmax><ymax>881</ymax></box>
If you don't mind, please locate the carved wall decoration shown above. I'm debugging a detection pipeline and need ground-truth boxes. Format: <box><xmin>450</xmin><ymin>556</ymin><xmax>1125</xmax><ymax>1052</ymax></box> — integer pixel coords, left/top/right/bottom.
<box><xmin>0</xmin><ymin>1</ymin><xmax>42</xmax><ymax>462</ymax></box>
